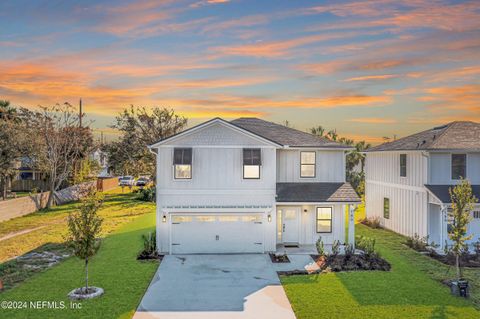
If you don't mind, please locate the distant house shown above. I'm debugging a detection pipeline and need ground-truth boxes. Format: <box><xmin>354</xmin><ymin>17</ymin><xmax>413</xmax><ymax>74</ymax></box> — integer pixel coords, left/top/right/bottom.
<box><xmin>365</xmin><ymin>121</ymin><xmax>480</xmax><ymax>249</ymax></box>
<box><xmin>149</xmin><ymin>118</ymin><xmax>360</xmax><ymax>254</ymax></box>
<box><xmin>90</xmin><ymin>149</ymin><xmax>110</xmax><ymax>177</ymax></box>
<box><xmin>11</xmin><ymin>157</ymin><xmax>49</xmax><ymax>192</ymax></box>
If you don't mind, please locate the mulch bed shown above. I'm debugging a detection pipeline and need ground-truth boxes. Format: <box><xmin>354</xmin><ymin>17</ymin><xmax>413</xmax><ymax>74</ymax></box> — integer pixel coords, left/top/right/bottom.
<box><xmin>269</xmin><ymin>253</ymin><xmax>290</xmax><ymax>263</ymax></box>
<box><xmin>310</xmin><ymin>254</ymin><xmax>391</xmax><ymax>272</ymax></box>
<box><xmin>420</xmin><ymin>250</ymin><xmax>480</xmax><ymax>268</ymax></box>
<box><xmin>137</xmin><ymin>252</ymin><xmax>164</xmax><ymax>261</ymax></box>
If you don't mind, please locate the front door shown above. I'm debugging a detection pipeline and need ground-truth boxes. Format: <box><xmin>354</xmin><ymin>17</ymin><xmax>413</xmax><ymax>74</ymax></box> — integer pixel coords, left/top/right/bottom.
<box><xmin>280</xmin><ymin>207</ymin><xmax>300</xmax><ymax>244</ymax></box>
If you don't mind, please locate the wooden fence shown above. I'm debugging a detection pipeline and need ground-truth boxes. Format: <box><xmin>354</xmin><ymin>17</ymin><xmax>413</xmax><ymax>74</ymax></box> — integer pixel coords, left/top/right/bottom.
<box><xmin>96</xmin><ymin>177</ymin><xmax>118</xmax><ymax>192</ymax></box>
<box><xmin>11</xmin><ymin>180</ymin><xmax>50</xmax><ymax>192</ymax></box>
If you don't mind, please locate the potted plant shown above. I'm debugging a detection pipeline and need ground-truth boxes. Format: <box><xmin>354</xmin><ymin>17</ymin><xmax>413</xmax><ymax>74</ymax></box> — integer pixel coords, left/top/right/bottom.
<box><xmin>448</xmin><ymin>179</ymin><xmax>477</xmax><ymax>297</ymax></box>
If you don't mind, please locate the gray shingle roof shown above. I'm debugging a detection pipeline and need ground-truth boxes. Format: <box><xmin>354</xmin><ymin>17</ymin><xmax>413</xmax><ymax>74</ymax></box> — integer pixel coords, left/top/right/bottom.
<box><xmin>425</xmin><ymin>184</ymin><xmax>480</xmax><ymax>204</ymax></box>
<box><xmin>231</xmin><ymin>118</ymin><xmax>351</xmax><ymax>148</ymax></box>
<box><xmin>276</xmin><ymin>182</ymin><xmax>360</xmax><ymax>203</ymax></box>
<box><xmin>368</xmin><ymin>121</ymin><xmax>480</xmax><ymax>152</ymax></box>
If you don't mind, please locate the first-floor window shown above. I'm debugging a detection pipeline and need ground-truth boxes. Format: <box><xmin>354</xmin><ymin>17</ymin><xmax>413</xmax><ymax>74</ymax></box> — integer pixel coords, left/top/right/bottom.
<box><xmin>384</xmin><ymin>198</ymin><xmax>390</xmax><ymax>219</ymax></box>
<box><xmin>316</xmin><ymin>207</ymin><xmax>332</xmax><ymax>233</ymax></box>
<box><xmin>243</xmin><ymin>148</ymin><xmax>261</xmax><ymax>179</ymax></box>
<box><xmin>173</xmin><ymin>148</ymin><xmax>192</xmax><ymax>179</ymax></box>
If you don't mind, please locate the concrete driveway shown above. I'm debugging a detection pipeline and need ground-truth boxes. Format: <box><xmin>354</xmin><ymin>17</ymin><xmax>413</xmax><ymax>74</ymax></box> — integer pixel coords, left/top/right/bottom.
<box><xmin>133</xmin><ymin>254</ymin><xmax>299</xmax><ymax>319</ymax></box>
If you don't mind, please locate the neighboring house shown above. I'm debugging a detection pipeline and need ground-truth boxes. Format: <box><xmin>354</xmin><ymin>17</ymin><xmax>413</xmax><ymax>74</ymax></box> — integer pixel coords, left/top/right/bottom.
<box><xmin>365</xmin><ymin>121</ymin><xmax>480</xmax><ymax>249</ymax></box>
<box><xmin>149</xmin><ymin>118</ymin><xmax>360</xmax><ymax>254</ymax></box>
<box><xmin>90</xmin><ymin>149</ymin><xmax>110</xmax><ymax>177</ymax></box>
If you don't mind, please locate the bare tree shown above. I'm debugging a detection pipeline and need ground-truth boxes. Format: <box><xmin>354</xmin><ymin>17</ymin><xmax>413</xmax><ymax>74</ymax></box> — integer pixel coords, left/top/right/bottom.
<box><xmin>28</xmin><ymin>103</ymin><xmax>93</xmax><ymax>208</ymax></box>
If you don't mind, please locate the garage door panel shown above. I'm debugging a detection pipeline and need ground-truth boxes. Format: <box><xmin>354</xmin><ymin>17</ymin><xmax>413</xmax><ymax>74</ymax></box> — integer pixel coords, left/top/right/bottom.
<box><xmin>171</xmin><ymin>214</ymin><xmax>264</xmax><ymax>254</ymax></box>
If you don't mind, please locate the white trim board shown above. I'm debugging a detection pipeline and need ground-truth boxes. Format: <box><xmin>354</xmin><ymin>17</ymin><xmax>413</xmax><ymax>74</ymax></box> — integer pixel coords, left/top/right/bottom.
<box><xmin>366</xmin><ymin>180</ymin><xmax>427</xmax><ymax>193</ymax></box>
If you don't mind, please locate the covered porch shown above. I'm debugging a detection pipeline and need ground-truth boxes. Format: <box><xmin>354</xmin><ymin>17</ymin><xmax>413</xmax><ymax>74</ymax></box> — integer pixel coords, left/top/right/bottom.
<box><xmin>275</xmin><ymin>182</ymin><xmax>361</xmax><ymax>252</ymax></box>
<box><xmin>426</xmin><ymin>184</ymin><xmax>480</xmax><ymax>250</ymax></box>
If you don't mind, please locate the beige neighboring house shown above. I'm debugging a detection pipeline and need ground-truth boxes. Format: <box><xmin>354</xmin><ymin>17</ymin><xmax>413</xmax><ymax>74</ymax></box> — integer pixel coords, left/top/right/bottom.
<box><xmin>365</xmin><ymin>121</ymin><xmax>480</xmax><ymax>249</ymax></box>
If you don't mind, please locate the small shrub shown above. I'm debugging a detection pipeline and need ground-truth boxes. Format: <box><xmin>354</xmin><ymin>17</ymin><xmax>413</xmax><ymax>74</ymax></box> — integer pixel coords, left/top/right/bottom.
<box><xmin>316</xmin><ymin>237</ymin><xmax>325</xmax><ymax>256</ymax></box>
<box><xmin>356</xmin><ymin>235</ymin><xmax>376</xmax><ymax>258</ymax></box>
<box><xmin>137</xmin><ymin>187</ymin><xmax>156</xmax><ymax>202</ymax></box>
<box><xmin>331</xmin><ymin>240</ymin><xmax>340</xmax><ymax>257</ymax></box>
<box><xmin>360</xmin><ymin>216</ymin><xmax>381</xmax><ymax>229</ymax></box>
<box><xmin>137</xmin><ymin>231</ymin><xmax>159</xmax><ymax>260</ymax></box>
<box><xmin>405</xmin><ymin>233</ymin><xmax>429</xmax><ymax>251</ymax></box>
<box><xmin>344</xmin><ymin>243</ymin><xmax>355</xmax><ymax>260</ymax></box>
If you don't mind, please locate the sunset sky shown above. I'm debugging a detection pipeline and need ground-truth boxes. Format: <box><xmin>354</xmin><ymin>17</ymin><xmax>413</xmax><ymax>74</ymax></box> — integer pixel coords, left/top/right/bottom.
<box><xmin>1</xmin><ymin>0</ymin><xmax>479</xmax><ymax>143</ymax></box>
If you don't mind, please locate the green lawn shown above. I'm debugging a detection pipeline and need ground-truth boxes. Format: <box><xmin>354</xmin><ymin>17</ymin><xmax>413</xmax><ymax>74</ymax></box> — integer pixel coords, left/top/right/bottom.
<box><xmin>0</xmin><ymin>210</ymin><xmax>158</xmax><ymax>318</ymax></box>
<box><xmin>0</xmin><ymin>188</ymin><xmax>152</xmax><ymax>263</ymax></box>
<box><xmin>282</xmin><ymin>224</ymin><xmax>480</xmax><ymax>319</ymax></box>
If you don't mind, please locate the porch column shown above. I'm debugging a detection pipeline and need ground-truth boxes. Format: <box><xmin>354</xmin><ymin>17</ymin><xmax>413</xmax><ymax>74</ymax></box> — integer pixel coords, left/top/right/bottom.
<box><xmin>348</xmin><ymin>204</ymin><xmax>356</xmax><ymax>248</ymax></box>
<box><xmin>440</xmin><ymin>205</ymin><xmax>447</xmax><ymax>249</ymax></box>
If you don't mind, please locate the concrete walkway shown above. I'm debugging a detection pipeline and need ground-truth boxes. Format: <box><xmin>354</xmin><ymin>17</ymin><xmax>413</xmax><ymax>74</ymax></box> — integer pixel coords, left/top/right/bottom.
<box><xmin>134</xmin><ymin>254</ymin><xmax>316</xmax><ymax>319</ymax></box>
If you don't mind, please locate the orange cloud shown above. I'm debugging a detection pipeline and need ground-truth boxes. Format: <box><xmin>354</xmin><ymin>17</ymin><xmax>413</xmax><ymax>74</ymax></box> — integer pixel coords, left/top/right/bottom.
<box><xmin>343</xmin><ymin>74</ymin><xmax>398</xmax><ymax>82</ymax></box>
<box><xmin>347</xmin><ymin>117</ymin><xmax>397</xmax><ymax>124</ymax></box>
<box><xmin>212</xmin><ymin>31</ymin><xmax>368</xmax><ymax>58</ymax></box>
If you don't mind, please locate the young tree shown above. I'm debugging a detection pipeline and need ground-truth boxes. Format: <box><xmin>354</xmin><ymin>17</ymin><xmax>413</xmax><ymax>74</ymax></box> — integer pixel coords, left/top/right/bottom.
<box><xmin>448</xmin><ymin>179</ymin><xmax>478</xmax><ymax>280</ymax></box>
<box><xmin>26</xmin><ymin>103</ymin><xmax>93</xmax><ymax>208</ymax></box>
<box><xmin>106</xmin><ymin>106</ymin><xmax>187</xmax><ymax>177</ymax></box>
<box><xmin>67</xmin><ymin>190</ymin><xmax>104</xmax><ymax>294</ymax></box>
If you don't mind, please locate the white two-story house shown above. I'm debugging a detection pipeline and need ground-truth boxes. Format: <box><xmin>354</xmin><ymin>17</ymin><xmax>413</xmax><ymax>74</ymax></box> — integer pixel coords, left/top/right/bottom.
<box><xmin>365</xmin><ymin>121</ymin><xmax>480</xmax><ymax>249</ymax></box>
<box><xmin>149</xmin><ymin>118</ymin><xmax>360</xmax><ymax>254</ymax></box>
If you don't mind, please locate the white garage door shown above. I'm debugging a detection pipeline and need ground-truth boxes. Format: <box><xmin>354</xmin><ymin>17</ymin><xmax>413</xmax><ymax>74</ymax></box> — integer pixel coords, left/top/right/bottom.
<box><xmin>171</xmin><ymin>214</ymin><xmax>264</xmax><ymax>254</ymax></box>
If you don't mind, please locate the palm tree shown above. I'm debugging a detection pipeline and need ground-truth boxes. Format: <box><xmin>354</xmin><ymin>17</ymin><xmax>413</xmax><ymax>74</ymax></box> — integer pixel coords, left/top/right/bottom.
<box><xmin>0</xmin><ymin>100</ymin><xmax>17</xmax><ymax>120</ymax></box>
<box><xmin>310</xmin><ymin>125</ymin><xmax>326</xmax><ymax>137</ymax></box>
<box><xmin>326</xmin><ymin>130</ymin><xmax>338</xmax><ymax>141</ymax></box>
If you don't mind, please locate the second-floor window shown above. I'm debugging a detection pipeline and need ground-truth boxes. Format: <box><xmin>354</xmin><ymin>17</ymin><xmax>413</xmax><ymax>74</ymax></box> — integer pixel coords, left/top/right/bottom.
<box><xmin>400</xmin><ymin>154</ymin><xmax>407</xmax><ymax>177</ymax></box>
<box><xmin>300</xmin><ymin>151</ymin><xmax>316</xmax><ymax>178</ymax></box>
<box><xmin>451</xmin><ymin>154</ymin><xmax>466</xmax><ymax>180</ymax></box>
<box><xmin>173</xmin><ymin>148</ymin><xmax>192</xmax><ymax>179</ymax></box>
<box><xmin>243</xmin><ymin>148</ymin><xmax>261</xmax><ymax>179</ymax></box>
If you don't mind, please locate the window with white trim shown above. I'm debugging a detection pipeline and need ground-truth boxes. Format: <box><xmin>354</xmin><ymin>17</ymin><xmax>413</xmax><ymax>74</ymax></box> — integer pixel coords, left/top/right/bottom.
<box><xmin>300</xmin><ymin>151</ymin><xmax>316</xmax><ymax>178</ymax></box>
<box><xmin>243</xmin><ymin>148</ymin><xmax>261</xmax><ymax>179</ymax></box>
<box><xmin>316</xmin><ymin>207</ymin><xmax>332</xmax><ymax>233</ymax></box>
<box><xmin>173</xmin><ymin>148</ymin><xmax>192</xmax><ymax>179</ymax></box>
<box><xmin>473</xmin><ymin>211</ymin><xmax>480</xmax><ymax>219</ymax></box>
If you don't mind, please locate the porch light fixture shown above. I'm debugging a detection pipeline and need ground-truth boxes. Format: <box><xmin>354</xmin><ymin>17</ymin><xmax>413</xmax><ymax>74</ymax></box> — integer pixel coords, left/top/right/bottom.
<box><xmin>162</xmin><ymin>215</ymin><xmax>167</xmax><ymax>223</ymax></box>
<box><xmin>268</xmin><ymin>214</ymin><xmax>272</xmax><ymax>222</ymax></box>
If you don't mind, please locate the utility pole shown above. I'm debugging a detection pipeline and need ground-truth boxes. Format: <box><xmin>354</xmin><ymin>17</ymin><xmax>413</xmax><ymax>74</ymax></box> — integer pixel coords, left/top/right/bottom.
<box><xmin>79</xmin><ymin>98</ymin><xmax>83</xmax><ymax>128</ymax></box>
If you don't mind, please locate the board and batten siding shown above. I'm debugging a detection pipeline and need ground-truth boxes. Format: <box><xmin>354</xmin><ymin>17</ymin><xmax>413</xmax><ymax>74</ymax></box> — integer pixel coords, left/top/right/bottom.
<box><xmin>276</xmin><ymin>149</ymin><xmax>345</xmax><ymax>182</ymax></box>
<box><xmin>429</xmin><ymin>152</ymin><xmax>480</xmax><ymax>184</ymax></box>
<box><xmin>365</xmin><ymin>151</ymin><xmax>429</xmax><ymax>237</ymax></box>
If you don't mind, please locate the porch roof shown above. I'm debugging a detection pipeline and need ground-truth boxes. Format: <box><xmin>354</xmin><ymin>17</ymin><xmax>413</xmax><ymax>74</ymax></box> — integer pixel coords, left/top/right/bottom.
<box><xmin>276</xmin><ymin>182</ymin><xmax>360</xmax><ymax>203</ymax></box>
<box><xmin>425</xmin><ymin>184</ymin><xmax>480</xmax><ymax>204</ymax></box>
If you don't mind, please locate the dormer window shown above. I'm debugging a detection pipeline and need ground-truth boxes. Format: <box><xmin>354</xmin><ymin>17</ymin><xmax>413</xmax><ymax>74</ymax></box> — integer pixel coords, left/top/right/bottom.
<box><xmin>300</xmin><ymin>151</ymin><xmax>316</xmax><ymax>178</ymax></box>
<box><xmin>451</xmin><ymin>154</ymin><xmax>466</xmax><ymax>180</ymax></box>
<box><xmin>400</xmin><ymin>154</ymin><xmax>407</xmax><ymax>177</ymax></box>
<box><xmin>243</xmin><ymin>148</ymin><xmax>261</xmax><ymax>179</ymax></box>
<box><xmin>173</xmin><ymin>148</ymin><xmax>192</xmax><ymax>179</ymax></box>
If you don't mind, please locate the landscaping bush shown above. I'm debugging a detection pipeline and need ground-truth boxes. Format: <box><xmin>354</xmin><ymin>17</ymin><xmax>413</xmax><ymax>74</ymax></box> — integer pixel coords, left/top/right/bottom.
<box><xmin>360</xmin><ymin>216</ymin><xmax>381</xmax><ymax>229</ymax></box>
<box><xmin>137</xmin><ymin>231</ymin><xmax>161</xmax><ymax>260</ymax></box>
<box><xmin>316</xmin><ymin>237</ymin><xmax>325</xmax><ymax>256</ymax></box>
<box><xmin>308</xmin><ymin>236</ymin><xmax>390</xmax><ymax>273</ymax></box>
<box><xmin>136</xmin><ymin>187</ymin><xmax>156</xmax><ymax>202</ymax></box>
<box><xmin>405</xmin><ymin>233</ymin><xmax>429</xmax><ymax>251</ymax></box>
